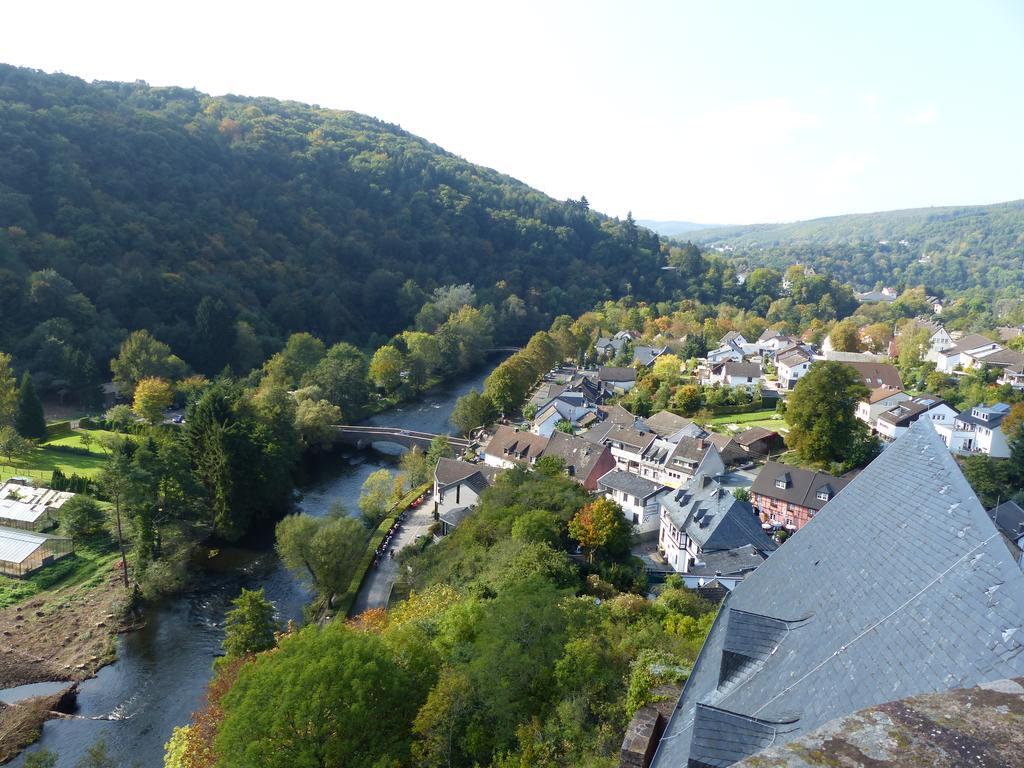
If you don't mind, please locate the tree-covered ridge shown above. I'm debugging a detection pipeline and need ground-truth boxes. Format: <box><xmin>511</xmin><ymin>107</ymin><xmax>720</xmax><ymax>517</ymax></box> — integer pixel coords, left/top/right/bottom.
<box><xmin>687</xmin><ymin>200</ymin><xmax>1024</xmax><ymax>292</ymax></box>
<box><xmin>0</xmin><ymin>64</ymin><xmax>668</xmax><ymax>397</ymax></box>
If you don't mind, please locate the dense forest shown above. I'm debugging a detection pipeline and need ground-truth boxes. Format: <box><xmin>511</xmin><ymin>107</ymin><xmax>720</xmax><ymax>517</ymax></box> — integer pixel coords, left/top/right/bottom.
<box><xmin>687</xmin><ymin>200</ymin><xmax>1024</xmax><ymax>293</ymax></box>
<box><xmin>0</xmin><ymin>64</ymin><xmax>682</xmax><ymax>401</ymax></box>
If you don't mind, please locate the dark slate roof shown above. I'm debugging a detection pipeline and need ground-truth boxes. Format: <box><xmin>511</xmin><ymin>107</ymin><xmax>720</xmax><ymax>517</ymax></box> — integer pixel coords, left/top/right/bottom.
<box><xmin>689</xmin><ymin>545</ymin><xmax>768</xmax><ymax>578</ymax></box>
<box><xmin>705</xmin><ymin>433</ymin><xmax>747</xmax><ymax>466</ymax></box>
<box><xmin>645</xmin><ymin>410</ymin><xmax>694</xmax><ymax>437</ymax></box>
<box><xmin>633</xmin><ymin>345</ymin><xmax>667</xmax><ymax>367</ymax></box>
<box><xmin>599</xmin><ymin>366</ymin><xmax>637</xmax><ymax>383</ymax></box>
<box><xmin>539</xmin><ymin>431</ymin><xmax>609</xmax><ymax>480</ymax></box>
<box><xmin>434</xmin><ymin>458</ymin><xmax>501</xmax><ymax>489</ymax></box>
<box><xmin>600</xmin><ymin>423</ymin><xmax>657</xmax><ymax>452</ymax></box>
<box><xmin>650</xmin><ymin>419</ymin><xmax>1024</xmax><ymax>768</ymax></box>
<box><xmin>877</xmin><ymin>395</ymin><xmax>948</xmax><ymax>427</ymax></box>
<box><xmin>749</xmin><ymin>461</ymin><xmax>848</xmax><ymax>512</ymax></box>
<box><xmin>662</xmin><ymin>480</ymin><xmax>778</xmax><ymax>555</ymax></box>
<box><xmin>939</xmin><ymin>333</ymin><xmax>998</xmax><ymax>355</ymax></box>
<box><xmin>598</xmin><ymin>404</ymin><xmax>638</xmax><ymax>426</ymax></box>
<box><xmin>841</xmin><ymin>361</ymin><xmax>903</xmax><ymax>390</ymax></box>
<box><xmin>668</xmin><ymin>435</ymin><xmax>715</xmax><ymax>467</ymax></box>
<box><xmin>776</xmin><ymin>348</ymin><xmax>811</xmax><ymax>367</ymax></box>
<box><xmin>990</xmin><ymin>501</ymin><xmax>1024</xmax><ymax>542</ymax></box>
<box><xmin>597</xmin><ymin>469</ymin><xmax>668</xmax><ymax>500</ymax></box>
<box><xmin>956</xmin><ymin>403</ymin><xmax>1011</xmax><ymax>429</ymax></box>
<box><xmin>757</xmin><ymin>328</ymin><xmax>784</xmax><ymax>342</ymax></box>
<box><xmin>439</xmin><ymin>506</ymin><xmax>473</xmax><ymax>528</ymax></box>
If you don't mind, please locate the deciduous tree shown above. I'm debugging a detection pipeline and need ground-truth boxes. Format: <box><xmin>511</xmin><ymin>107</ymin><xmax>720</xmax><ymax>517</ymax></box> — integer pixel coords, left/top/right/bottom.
<box><xmin>222</xmin><ymin>588</ymin><xmax>278</xmax><ymax>658</ymax></box>
<box><xmin>133</xmin><ymin>377</ymin><xmax>175</xmax><ymax>424</ymax></box>
<box><xmin>786</xmin><ymin>361</ymin><xmax>870</xmax><ymax>465</ymax></box>
<box><xmin>569</xmin><ymin>498</ymin><xmax>629</xmax><ymax>564</ymax></box>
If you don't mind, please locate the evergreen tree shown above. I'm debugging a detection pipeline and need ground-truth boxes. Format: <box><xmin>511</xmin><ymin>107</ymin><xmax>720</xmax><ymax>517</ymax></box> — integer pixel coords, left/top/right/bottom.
<box><xmin>14</xmin><ymin>373</ymin><xmax>46</xmax><ymax>438</ymax></box>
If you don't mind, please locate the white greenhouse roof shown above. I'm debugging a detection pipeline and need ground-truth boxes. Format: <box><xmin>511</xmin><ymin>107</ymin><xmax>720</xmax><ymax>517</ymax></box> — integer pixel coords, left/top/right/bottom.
<box><xmin>0</xmin><ymin>526</ymin><xmax>52</xmax><ymax>564</ymax></box>
<box><xmin>0</xmin><ymin>498</ymin><xmax>48</xmax><ymax>524</ymax></box>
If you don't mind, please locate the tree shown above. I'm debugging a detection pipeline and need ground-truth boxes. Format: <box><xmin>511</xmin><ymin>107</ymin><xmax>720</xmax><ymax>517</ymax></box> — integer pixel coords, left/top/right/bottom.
<box><xmin>294</xmin><ymin>399</ymin><xmax>341</xmax><ymax>450</ymax></box>
<box><xmin>786</xmin><ymin>361</ymin><xmax>870</xmax><ymax>464</ymax></box>
<box><xmin>897</xmin><ymin>322</ymin><xmax>932</xmax><ymax>369</ymax></box>
<box><xmin>223</xmin><ymin>588</ymin><xmax>278</xmax><ymax>658</ymax></box>
<box><xmin>76</xmin><ymin>739</ymin><xmax>117</xmax><ymax>768</ymax></box>
<box><xmin>427</xmin><ymin>435</ymin><xmax>455</xmax><ymax>465</ymax></box>
<box><xmin>14</xmin><ymin>373</ymin><xmax>46</xmax><ymax>438</ymax></box>
<box><xmin>0</xmin><ymin>425</ymin><xmax>32</xmax><ymax>464</ymax></box>
<box><xmin>60</xmin><ymin>495</ymin><xmax>107</xmax><ymax>538</ymax></box>
<box><xmin>276</xmin><ymin>512</ymin><xmax>366</xmax><ymax>607</ymax></box>
<box><xmin>411</xmin><ymin>667</ymin><xmax>475</xmax><ymax>768</ymax></box>
<box><xmin>99</xmin><ymin>440</ymin><xmax>140</xmax><ymax>587</ymax></box>
<box><xmin>110</xmin><ymin>330</ymin><xmax>186</xmax><ymax>395</ymax></box>
<box><xmin>483</xmin><ymin>364</ymin><xmax>524</xmax><ymax>415</ymax></box>
<box><xmin>400</xmin><ymin>446</ymin><xmax>431</xmax><ymax>488</ymax></box>
<box><xmin>450</xmin><ymin>390</ymin><xmax>496</xmax><ymax>436</ymax></box>
<box><xmin>651</xmin><ymin>354</ymin><xmax>683</xmax><ymax>386</ymax></box>
<box><xmin>510</xmin><ymin>509</ymin><xmax>563</xmax><ymax>547</ymax></box>
<box><xmin>828</xmin><ymin>319</ymin><xmax>863</xmax><ymax>352</ymax></box>
<box><xmin>554</xmin><ymin>418</ymin><xmax>575</xmax><ymax>434</ymax></box>
<box><xmin>302</xmin><ymin>342</ymin><xmax>369</xmax><ymax>417</ymax></box>
<box><xmin>104</xmin><ymin>404</ymin><xmax>136</xmax><ymax>432</ymax></box>
<box><xmin>214</xmin><ymin>625</ymin><xmax>426</xmax><ymax>768</ymax></box>
<box><xmin>569</xmin><ymin>498</ymin><xmax>629</xmax><ymax>564</ymax></box>
<box><xmin>369</xmin><ymin>345</ymin><xmax>405</xmax><ymax>393</ymax></box>
<box><xmin>359</xmin><ymin>468</ymin><xmax>395</xmax><ymax>526</ymax></box>
<box><xmin>193</xmin><ymin>296</ymin><xmax>236</xmax><ymax>375</ymax></box>
<box><xmin>0</xmin><ymin>352</ymin><xmax>18</xmax><ymax>426</ymax></box>
<box><xmin>263</xmin><ymin>333</ymin><xmax>326</xmax><ymax>388</ymax></box>
<box><xmin>673</xmin><ymin>384</ymin><xmax>702</xmax><ymax>415</ymax></box>
<box><xmin>133</xmin><ymin>377</ymin><xmax>175</xmax><ymax>424</ymax></box>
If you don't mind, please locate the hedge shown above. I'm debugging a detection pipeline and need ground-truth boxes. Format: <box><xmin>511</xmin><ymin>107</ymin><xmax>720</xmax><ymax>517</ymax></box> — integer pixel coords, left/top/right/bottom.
<box><xmin>707</xmin><ymin>401</ymin><xmax>772</xmax><ymax>416</ymax></box>
<box><xmin>45</xmin><ymin>421</ymin><xmax>74</xmax><ymax>438</ymax></box>
<box><xmin>336</xmin><ymin>480</ymin><xmax>433</xmax><ymax>618</ymax></box>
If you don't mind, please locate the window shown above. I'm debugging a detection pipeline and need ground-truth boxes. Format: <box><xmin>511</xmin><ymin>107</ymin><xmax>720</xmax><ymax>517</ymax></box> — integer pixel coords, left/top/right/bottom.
<box><xmin>775</xmin><ymin>479</ymin><xmax>786</xmax><ymax>489</ymax></box>
<box><xmin>816</xmin><ymin>491</ymin><xmax>829</xmax><ymax>501</ymax></box>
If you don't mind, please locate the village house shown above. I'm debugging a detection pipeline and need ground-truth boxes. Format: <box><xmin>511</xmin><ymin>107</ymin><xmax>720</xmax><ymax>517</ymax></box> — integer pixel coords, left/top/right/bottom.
<box><xmin>935</xmin><ymin>402</ymin><xmax>1014</xmax><ymax>458</ymax></box>
<box><xmin>756</xmin><ymin>328</ymin><xmax>796</xmax><ymax>355</ymax></box>
<box><xmin>705</xmin><ymin>360</ymin><xmax>764</xmax><ymax>390</ymax></box>
<box><xmin>657</xmin><ymin>476</ymin><xmax>777</xmax><ymax>576</ymax></box>
<box><xmin>1000</xmin><ymin>362</ymin><xmax>1024</xmax><ymax>390</ymax></box>
<box><xmin>679</xmin><ymin>544</ymin><xmax>771</xmax><ymax>591</ymax></box>
<box><xmin>594</xmin><ymin>330</ymin><xmax>636</xmax><ymax>358</ymax></box>
<box><xmin>483</xmin><ymin>425</ymin><xmax>549</xmax><ymax>469</ymax></box>
<box><xmin>893</xmin><ymin>319</ymin><xmax>952</xmax><ymax>363</ymax></box>
<box><xmin>597</xmin><ymin>469</ymin><xmax>670</xmax><ymax>529</ymax></box>
<box><xmin>538</xmin><ymin>431</ymin><xmax>616</xmax><ymax>491</ymax></box>
<box><xmin>529</xmin><ymin>391</ymin><xmax>599</xmax><ymax>436</ymax></box>
<box><xmin>597</xmin><ymin>365</ymin><xmax>637</xmax><ymax>393</ymax></box>
<box><xmin>632</xmin><ymin>345</ymin><xmax>668</xmax><ymax>368</ymax></box>
<box><xmin>432</xmin><ymin>458</ymin><xmax>502</xmax><ymax>535</ymax></box>
<box><xmin>642</xmin><ymin>410</ymin><xmax>695</xmax><ymax>438</ymax></box>
<box><xmin>705</xmin><ymin>339</ymin><xmax>745</xmax><ymax>364</ymax></box>
<box><xmin>875</xmin><ymin>394</ymin><xmax>957</xmax><ymax>441</ymax></box>
<box><xmin>0</xmin><ymin>482</ymin><xmax>75</xmax><ymax>532</ymax></box>
<box><xmin>841</xmin><ymin>360</ymin><xmax>903</xmax><ymax>391</ymax></box>
<box><xmin>719</xmin><ymin>331</ymin><xmax>759</xmax><ymax>356</ymax></box>
<box><xmin>774</xmin><ymin>345</ymin><xmax>812</xmax><ymax>390</ymax></box>
<box><xmin>935</xmin><ymin>333</ymin><xmax>1002</xmax><ymax>373</ymax></box>
<box><xmin>648</xmin><ymin>419</ymin><xmax>1024</xmax><ymax>768</ymax></box>
<box><xmin>855</xmin><ymin>387</ymin><xmax>910</xmax><ymax>428</ymax></box>
<box><xmin>749</xmin><ymin>461</ymin><xmax>850</xmax><ymax>531</ymax></box>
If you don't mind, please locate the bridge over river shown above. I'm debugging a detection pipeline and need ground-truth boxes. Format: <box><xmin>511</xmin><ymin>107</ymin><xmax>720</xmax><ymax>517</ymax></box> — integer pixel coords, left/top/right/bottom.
<box><xmin>333</xmin><ymin>425</ymin><xmax>472</xmax><ymax>451</ymax></box>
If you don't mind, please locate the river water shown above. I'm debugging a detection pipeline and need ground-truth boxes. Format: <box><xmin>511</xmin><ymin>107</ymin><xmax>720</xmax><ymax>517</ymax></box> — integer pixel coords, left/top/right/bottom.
<box><xmin>11</xmin><ymin>362</ymin><xmax>499</xmax><ymax>767</ymax></box>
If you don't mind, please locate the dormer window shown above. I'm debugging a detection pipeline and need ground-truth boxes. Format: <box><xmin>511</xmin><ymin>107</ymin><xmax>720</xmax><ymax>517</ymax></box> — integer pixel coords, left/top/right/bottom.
<box><xmin>775</xmin><ymin>472</ymin><xmax>791</xmax><ymax>490</ymax></box>
<box><xmin>816</xmin><ymin>490</ymin><xmax>830</xmax><ymax>501</ymax></box>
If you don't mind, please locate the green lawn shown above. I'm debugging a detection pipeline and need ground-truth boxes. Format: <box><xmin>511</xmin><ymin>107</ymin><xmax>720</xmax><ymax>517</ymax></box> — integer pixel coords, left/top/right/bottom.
<box><xmin>0</xmin><ymin>428</ymin><xmax>121</xmax><ymax>482</ymax></box>
<box><xmin>706</xmin><ymin>409</ymin><xmax>789</xmax><ymax>434</ymax></box>
<box><xmin>0</xmin><ymin>539</ymin><xmax>119</xmax><ymax>610</ymax></box>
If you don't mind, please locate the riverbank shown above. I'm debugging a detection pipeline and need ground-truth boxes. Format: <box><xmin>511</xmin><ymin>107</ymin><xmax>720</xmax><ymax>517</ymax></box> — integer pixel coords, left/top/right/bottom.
<box><xmin>0</xmin><ymin>687</ymin><xmax>75</xmax><ymax>764</ymax></box>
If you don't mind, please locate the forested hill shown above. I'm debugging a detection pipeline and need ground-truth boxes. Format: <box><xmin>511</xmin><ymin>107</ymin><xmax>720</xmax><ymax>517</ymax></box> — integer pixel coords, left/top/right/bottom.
<box><xmin>687</xmin><ymin>200</ymin><xmax>1024</xmax><ymax>293</ymax></box>
<box><xmin>0</xmin><ymin>64</ymin><xmax>671</xmax><ymax>397</ymax></box>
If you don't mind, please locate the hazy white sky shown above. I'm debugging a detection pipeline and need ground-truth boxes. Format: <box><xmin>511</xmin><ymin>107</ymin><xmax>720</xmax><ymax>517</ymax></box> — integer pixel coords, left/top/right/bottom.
<box><xmin>2</xmin><ymin>0</ymin><xmax>1022</xmax><ymax>223</ymax></box>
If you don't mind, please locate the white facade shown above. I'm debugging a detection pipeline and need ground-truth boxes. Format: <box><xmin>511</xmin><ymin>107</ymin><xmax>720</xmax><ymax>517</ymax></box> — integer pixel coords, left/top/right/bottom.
<box><xmin>935</xmin><ymin>405</ymin><xmax>1013</xmax><ymax>458</ymax></box>
<box><xmin>706</xmin><ymin>344</ymin><xmax>744</xmax><ymax>364</ymax></box>
<box><xmin>936</xmin><ymin>338</ymin><xmax>1002</xmax><ymax>373</ymax></box>
<box><xmin>775</xmin><ymin>355</ymin><xmax>811</xmax><ymax>390</ymax></box>
<box><xmin>855</xmin><ymin>390</ymin><xmax>910</xmax><ymax>427</ymax></box>
<box><xmin>876</xmin><ymin>402</ymin><xmax>957</xmax><ymax>441</ymax></box>
<box><xmin>925</xmin><ymin>327</ymin><xmax>954</xmax><ymax>362</ymax></box>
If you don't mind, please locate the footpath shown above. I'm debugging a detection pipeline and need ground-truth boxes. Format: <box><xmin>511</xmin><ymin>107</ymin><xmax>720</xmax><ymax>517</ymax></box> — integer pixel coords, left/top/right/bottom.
<box><xmin>350</xmin><ymin>503</ymin><xmax>435</xmax><ymax>614</ymax></box>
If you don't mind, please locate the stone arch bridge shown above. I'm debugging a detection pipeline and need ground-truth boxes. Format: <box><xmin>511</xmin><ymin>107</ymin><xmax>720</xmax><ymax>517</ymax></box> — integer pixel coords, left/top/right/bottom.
<box><xmin>333</xmin><ymin>425</ymin><xmax>472</xmax><ymax>452</ymax></box>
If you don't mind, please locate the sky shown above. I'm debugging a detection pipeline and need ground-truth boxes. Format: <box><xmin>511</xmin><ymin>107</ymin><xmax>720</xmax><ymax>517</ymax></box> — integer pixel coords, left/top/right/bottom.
<box><xmin>2</xmin><ymin>0</ymin><xmax>1022</xmax><ymax>224</ymax></box>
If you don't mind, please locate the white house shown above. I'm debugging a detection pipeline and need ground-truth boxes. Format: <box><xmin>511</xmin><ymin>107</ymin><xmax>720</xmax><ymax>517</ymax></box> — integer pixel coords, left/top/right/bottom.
<box><xmin>875</xmin><ymin>395</ymin><xmax>957</xmax><ymax>442</ymax></box>
<box><xmin>432</xmin><ymin>458</ymin><xmax>501</xmax><ymax>534</ymax></box>
<box><xmin>706</xmin><ymin>341</ymin><xmax>745</xmax><ymax>364</ymax></box>
<box><xmin>935</xmin><ymin>403</ymin><xmax>1013</xmax><ymax>458</ymax></box>
<box><xmin>657</xmin><ymin>477</ymin><xmax>777</xmax><ymax>575</ymax></box>
<box><xmin>935</xmin><ymin>334</ymin><xmax>1001</xmax><ymax>374</ymax></box>
<box><xmin>530</xmin><ymin>394</ymin><xmax>598</xmax><ymax>437</ymax></box>
<box><xmin>483</xmin><ymin>425</ymin><xmax>549</xmax><ymax>469</ymax></box>
<box><xmin>855</xmin><ymin>388</ymin><xmax>910</xmax><ymax>428</ymax></box>
<box><xmin>597</xmin><ymin>469</ymin><xmax>670</xmax><ymax>530</ymax></box>
<box><xmin>706</xmin><ymin>361</ymin><xmax>764</xmax><ymax>390</ymax></box>
<box><xmin>757</xmin><ymin>328</ymin><xmax>795</xmax><ymax>355</ymax></box>
<box><xmin>774</xmin><ymin>346</ymin><xmax>812</xmax><ymax>390</ymax></box>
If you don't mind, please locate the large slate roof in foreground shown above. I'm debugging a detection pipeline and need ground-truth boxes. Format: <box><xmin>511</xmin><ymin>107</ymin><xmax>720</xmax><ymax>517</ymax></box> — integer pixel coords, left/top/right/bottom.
<box><xmin>651</xmin><ymin>419</ymin><xmax>1024</xmax><ymax>768</ymax></box>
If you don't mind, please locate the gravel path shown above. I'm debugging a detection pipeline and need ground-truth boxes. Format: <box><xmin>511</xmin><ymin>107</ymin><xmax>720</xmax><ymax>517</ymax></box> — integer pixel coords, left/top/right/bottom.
<box><xmin>350</xmin><ymin>504</ymin><xmax>435</xmax><ymax>615</ymax></box>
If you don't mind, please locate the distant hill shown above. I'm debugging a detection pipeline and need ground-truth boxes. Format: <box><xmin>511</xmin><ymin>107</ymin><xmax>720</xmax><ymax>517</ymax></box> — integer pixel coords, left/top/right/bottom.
<box><xmin>637</xmin><ymin>219</ymin><xmax>719</xmax><ymax>237</ymax></box>
<box><xmin>0</xmin><ymin>64</ymin><xmax>675</xmax><ymax>397</ymax></box>
<box><xmin>684</xmin><ymin>200</ymin><xmax>1024</xmax><ymax>292</ymax></box>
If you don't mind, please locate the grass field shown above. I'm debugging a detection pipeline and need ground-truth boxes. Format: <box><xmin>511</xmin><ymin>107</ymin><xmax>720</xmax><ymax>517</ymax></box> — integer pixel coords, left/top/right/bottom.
<box><xmin>706</xmin><ymin>409</ymin><xmax>789</xmax><ymax>434</ymax></box>
<box><xmin>0</xmin><ymin>428</ymin><xmax>122</xmax><ymax>483</ymax></box>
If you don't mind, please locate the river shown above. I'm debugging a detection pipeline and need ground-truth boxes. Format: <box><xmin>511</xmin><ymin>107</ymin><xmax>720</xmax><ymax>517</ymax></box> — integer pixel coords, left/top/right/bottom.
<box><xmin>10</xmin><ymin>361</ymin><xmax>501</xmax><ymax>767</ymax></box>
